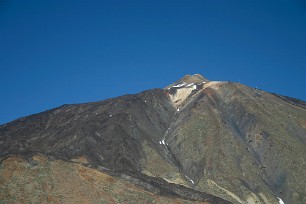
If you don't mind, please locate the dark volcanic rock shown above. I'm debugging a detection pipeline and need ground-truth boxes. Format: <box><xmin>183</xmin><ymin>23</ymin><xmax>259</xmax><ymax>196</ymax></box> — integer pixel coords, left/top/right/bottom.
<box><xmin>0</xmin><ymin>89</ymin><xmax>175</xmax><ymax>171</ymax></box>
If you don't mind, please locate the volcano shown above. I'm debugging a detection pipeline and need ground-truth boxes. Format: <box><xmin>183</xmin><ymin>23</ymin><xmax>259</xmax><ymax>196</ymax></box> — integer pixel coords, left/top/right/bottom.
<box><xmin>1</xmin><ymin>74</ymin><xmax>305</xmax><ymax>204</ymax></box>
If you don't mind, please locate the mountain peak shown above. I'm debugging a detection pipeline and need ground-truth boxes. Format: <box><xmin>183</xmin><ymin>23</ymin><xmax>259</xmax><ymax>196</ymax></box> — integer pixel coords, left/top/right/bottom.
<box><xmin>181</xmin><ymin>74</ymin><xmax>207</xmax><ymax>82</ymax></box>
<box><xmin>165</xmin><ymin>74</ymin><xmax>209</xmax><ymax>89</ymax></box>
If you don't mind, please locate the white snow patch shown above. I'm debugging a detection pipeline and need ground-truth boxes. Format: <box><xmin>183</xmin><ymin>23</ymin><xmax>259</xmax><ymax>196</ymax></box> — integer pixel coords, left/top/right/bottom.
<box><xmin>186</xmin><ymin>83</ymin><xmax>194</xmax><ymax>87</ymax></box>
<box><xmin>159</xmin><ymin>141</ymin><xmax>162</xmax><ymax>145</ymax></box>
<box><xmin>172</xmin><ymin>82</ymin><xmax>186</xmax><ymax>88</ymax></box>
<box><xmin>185</xmin><ymin>175</ymin><xmax>194</xmax><ymax>184</ymax></box>
<box><xmin>177</xmin><ymin>108</ymin><xmax>180</xmax><ymax>111</ymax></box>
<box><xmin>185</xmin><ymin>83</ymin><xmax>197</xmax><ymax>89</ymax></box>
<box><xmin>109</xmin><ymin>114</ymin><xmax>112</xmax><ymax>117</ymax></box>
<box><xmin>162</xmin><ymin>139</ymin><xmax>166</xmax><ymax>145</ymax></box>
<box><xmin>144</xmin><ymin>100</ymin><xmax>147</xmax><ymax>103</ymax></box>
<box><xmin>95</xmin><ymin>113</ymin><xmax>98</xmax><ymax>115</ymax></box>
<box><xmin>277</xmin><ymin>197</ymin><xmax>285</xmax><ymax>204</ymax></box>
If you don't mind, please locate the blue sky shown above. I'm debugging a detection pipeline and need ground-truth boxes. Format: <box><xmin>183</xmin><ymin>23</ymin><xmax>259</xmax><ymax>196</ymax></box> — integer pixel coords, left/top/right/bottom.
<box><xmin>1</xmin><ymin>0</ymin><xmax>306</xmax><ymax>125</ymax></box>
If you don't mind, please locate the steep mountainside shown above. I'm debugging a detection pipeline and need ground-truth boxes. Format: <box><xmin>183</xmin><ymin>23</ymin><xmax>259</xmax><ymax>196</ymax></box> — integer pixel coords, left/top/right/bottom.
<box><xmin>1</xmin><ymin>74</ymin><xmax>305</xmax><ymax>204</ymax></box>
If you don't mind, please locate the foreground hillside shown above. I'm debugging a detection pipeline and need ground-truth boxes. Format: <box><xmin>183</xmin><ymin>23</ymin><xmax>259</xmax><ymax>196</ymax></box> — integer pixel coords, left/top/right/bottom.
<box><xmin>0</xmin><ymin>74</ymin><xmax>305</xmax><ymax>203</ymax></box>
<box><xmin>0</xmin><ymin>155</ymin><xmax>211</xmax><ymax>203</ymax></box>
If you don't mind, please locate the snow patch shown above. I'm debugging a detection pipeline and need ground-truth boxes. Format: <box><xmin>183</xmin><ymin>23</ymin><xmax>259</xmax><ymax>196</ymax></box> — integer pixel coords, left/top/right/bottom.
<box><xmin>186</xmin><ymin>83</ymin><xmax>194</xmax><ymax>87</ymax></box>
<box><xmin>185</xmin><ymin>83</ymin><xmax>197</xmax><ymax>90</ymax></box>
<box><xmin>185</xmin><ymin>175</ymin><xmax>194</xmax><ymax>184</ymax></box>
<box><xmin>168</xmin><ymin>82</ymin><xmax>202</xmax><ymax>89</ymax></box>
<box><xmin>277</xmin><ymin>197</ymin><xmax>285</xmax><ymax>204</ymax></box>
<box><xmin>162</xmin><ymin>139</ymin><xmax>165</xmax><ymax>145</ymax></box>
<box><xmin>172</xmin><ymin>82</ymin><xmax>186</xmax><ymax>88</ymax></box>
<box><xmin>177</xmin><ymin>108</ymin><xmax>180</xmax><ymax>111</ymax></box>
<box><xmin>109</xmin><ymin>114</ymin><xmax>112</xmax><ymax>117</ymax></box>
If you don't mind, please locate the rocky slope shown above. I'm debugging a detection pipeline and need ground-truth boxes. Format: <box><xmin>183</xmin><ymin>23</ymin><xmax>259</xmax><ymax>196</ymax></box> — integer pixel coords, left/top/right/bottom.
<box><xmin>0</xmin><ymin>155</ymin><xmax>212</xmax><ymax>203</ymax></box>
<box><xmin>1</xmin><ymin>74</ymin><xmax>305</xmax><ymax>204</ymax></box>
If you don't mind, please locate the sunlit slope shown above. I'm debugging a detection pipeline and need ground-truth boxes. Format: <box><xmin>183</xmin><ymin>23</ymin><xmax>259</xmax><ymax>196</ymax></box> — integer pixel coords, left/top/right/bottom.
<box><xmin>164</xmin><ymin>81</ymin><xmax>306</xmax><ymax>203</ymax></box>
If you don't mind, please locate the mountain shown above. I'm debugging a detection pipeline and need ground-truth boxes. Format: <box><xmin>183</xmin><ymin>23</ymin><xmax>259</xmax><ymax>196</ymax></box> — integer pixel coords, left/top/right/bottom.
<box><xmin>1</xmin><ymin>74</ymin><xmax>305</xmax><ymax>204</ymax></box>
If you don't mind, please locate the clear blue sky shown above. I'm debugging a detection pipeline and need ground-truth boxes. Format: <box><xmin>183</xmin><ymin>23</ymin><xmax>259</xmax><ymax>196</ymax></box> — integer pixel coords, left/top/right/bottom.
<box><xmin>1</xmin><ymin>0</ymin><xmax>306</xmax><ymax>125</ymax></box>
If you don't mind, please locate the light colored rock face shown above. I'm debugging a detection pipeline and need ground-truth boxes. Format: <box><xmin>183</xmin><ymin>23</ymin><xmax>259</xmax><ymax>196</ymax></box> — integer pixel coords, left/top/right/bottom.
<box><xmin>167</xmin><ymin>80</ymin><xmax>224</xmax><ymax>108</ymax></box>
<box><xmin>169</xmin><ymin>84</ymin><xmax>198</xmax><ymax>107</ymax></box>
<box><xmin>165</xmin><ymin>74</ymin><xmax>222</xmax><ymax>108</ymax></box>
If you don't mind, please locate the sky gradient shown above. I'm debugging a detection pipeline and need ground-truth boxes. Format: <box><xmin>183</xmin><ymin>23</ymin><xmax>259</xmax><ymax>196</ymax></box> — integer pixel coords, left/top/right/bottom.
<box><xmin>1</xmin><ymin>0</ymin><xmax>306</xmax><ymax>125</ymax></box>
